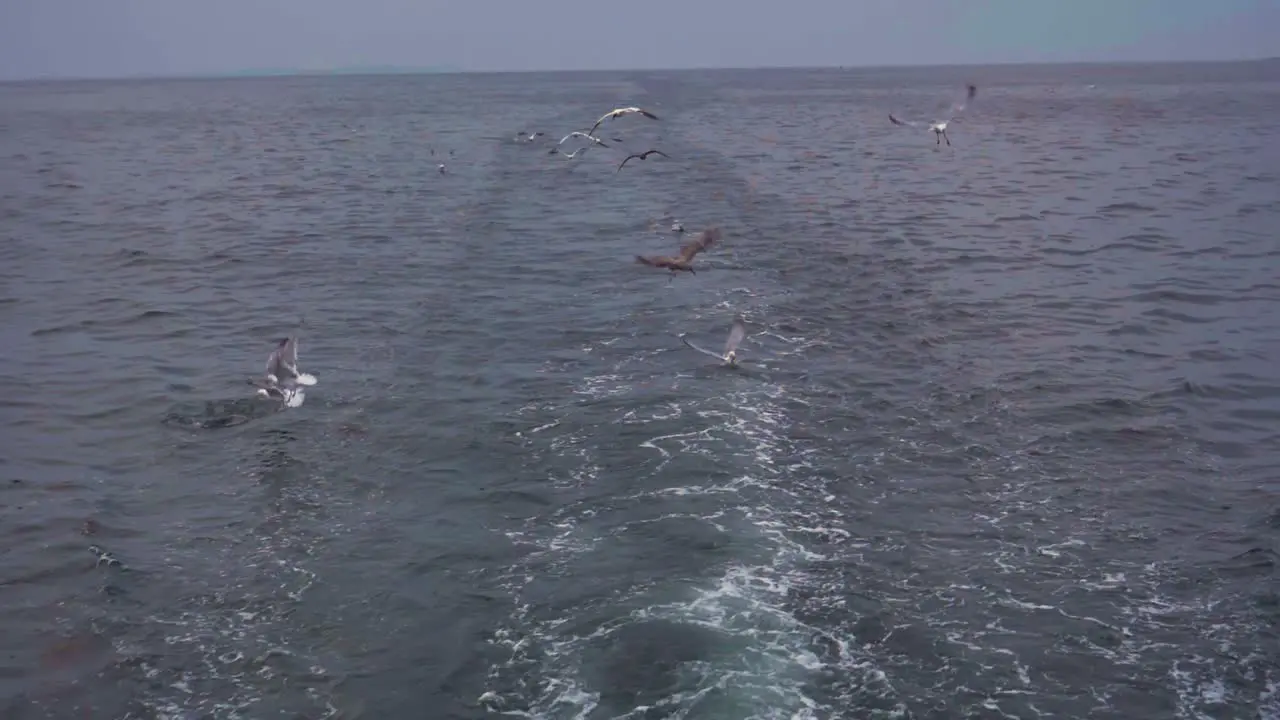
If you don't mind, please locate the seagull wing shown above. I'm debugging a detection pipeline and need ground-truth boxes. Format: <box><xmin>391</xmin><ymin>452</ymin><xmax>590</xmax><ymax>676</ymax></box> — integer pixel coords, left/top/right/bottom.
<box><xmin>560</xmin><ymin>131</ymin><xmax>606</xmax><ymax>147</ymax></box>
<box><xmin>888</xmin><ymin>114</ymin><xmax>921</xmax><ymax>128</ymax></box>
<box><xmin>265</xmin><ymin>342</ymin><xmax>285</xmax><ymax>379</ymax></box>
<box><xmin>642</xmin><ymin>149</ymin><xmax>669</xmax><ymax>160</ymax></box>
<box><xmin>681</xmin><ymin>334</ymin><xmax>726</xmax><ymax>360</ymax></box>
<box><xmin>265</xmin><ymin>336</ymin><xmax>301</xmax><ymax>380</ymax></box>
<box><xmin>677</xmin><ymin>227</ymin><xmax>721</xmax><ymax>262</ymax></box>
<box><xmin>617</xmin><ymin>153</ymin><xmax>642</xmax><ymax>172</ymax></box>
<box><xmin>581</xmin><ymin>132</ymin><xmax>610</xmax><ymax>146</ymax></box>
<box><xmin>942</xmin><ymin>84</ymin><xmax>978</xmax><ymax>122</ymax></box>
<box><xmin>640</xmin><ymin>109</ymin><xmax>660</xmax><ymax>120</ymax></box>
<box><xmin>587</xmin><ymin>111</ymin><xmax>614</xmax><ymax>136</ymax></box>
<box><xmin>723</xmin><ymin>318</ymin><xmax>746</xmax><ymax>355</ymax></box>
<box><xmin>280</xmin><ymin>336</ymin><xmax>301</xmax><ymax>375</ymax></box>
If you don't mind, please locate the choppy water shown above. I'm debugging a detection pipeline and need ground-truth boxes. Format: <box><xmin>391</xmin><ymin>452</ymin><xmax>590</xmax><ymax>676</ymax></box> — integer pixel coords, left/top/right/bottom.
<box><xmin>2</xmin><ymin>61</ymin><xmax>1279</xmax><ymax>719</ymax></box>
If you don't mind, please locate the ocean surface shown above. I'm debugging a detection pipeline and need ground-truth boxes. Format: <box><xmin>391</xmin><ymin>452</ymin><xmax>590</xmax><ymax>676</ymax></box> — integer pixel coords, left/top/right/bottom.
<box><xmin>2</xmin><ymin>61</ymin><xmax>1278</xmax><ymax>719</ymax></box>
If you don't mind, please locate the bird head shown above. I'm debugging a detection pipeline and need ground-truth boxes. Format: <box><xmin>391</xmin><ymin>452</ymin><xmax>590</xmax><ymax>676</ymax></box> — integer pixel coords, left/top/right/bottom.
<box><xmin>725</xmin><ymin>350</ymin><xmax>738</xmax><ymax>366</ymax></box>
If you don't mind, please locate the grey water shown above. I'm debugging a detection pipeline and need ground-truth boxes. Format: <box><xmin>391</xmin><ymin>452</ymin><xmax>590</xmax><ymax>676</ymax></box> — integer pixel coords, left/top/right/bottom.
<box><xmin>1</xmin><ymin>61</ymin><xmax>1278</xmax><ymax>719</ymax></box>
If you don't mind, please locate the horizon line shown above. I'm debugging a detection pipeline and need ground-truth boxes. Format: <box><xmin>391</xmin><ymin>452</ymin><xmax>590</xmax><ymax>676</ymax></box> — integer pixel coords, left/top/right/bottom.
<box><xmin>2</xmin><ymin>56</ymin><xmax>1275</xmax><ymax>84</ymax></box>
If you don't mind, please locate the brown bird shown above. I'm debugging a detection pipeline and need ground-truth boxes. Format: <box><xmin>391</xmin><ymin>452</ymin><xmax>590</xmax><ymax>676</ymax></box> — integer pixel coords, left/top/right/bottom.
<box><xmin>636</xmin><ymin>227</ymin><xmax>721</xmax><ymax>281</ymax></box>
<box><xmin>588</xmin><ymin>106</ymin><xmax>660</xmax><ymax>136</ymax></box>
<box><xmin>617</xmin><ymin>149</ymin><xmax>670</xmax><ymax>172</ymax></box>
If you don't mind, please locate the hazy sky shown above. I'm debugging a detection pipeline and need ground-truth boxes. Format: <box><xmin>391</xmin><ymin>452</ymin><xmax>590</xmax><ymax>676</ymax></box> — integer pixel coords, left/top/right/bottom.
<box><xmin>3</xmin><ymin>0</ymin><xmax>1278</xmax><ymax>80</ymax></box>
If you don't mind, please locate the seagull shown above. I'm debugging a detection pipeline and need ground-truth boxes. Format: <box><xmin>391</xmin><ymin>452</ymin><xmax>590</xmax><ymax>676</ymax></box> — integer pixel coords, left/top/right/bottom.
<box><xmin>588</xmin><ymin>107</ymin><xmax>659</xmax><ymax>136</ymax></box>
<box><xmin>556</xmin><ymin>147</ymin><xmax>590</xmax><ymax>159</ymax></box>
<box><xmin>636</xmin><ymin>226</ymin><xmax>721</xmax><ymax>281</ymax></box>
<box><xmin>438</xmin><ymin>163</ymin><xmax>447</xmax><ymax>174</ymax></box>
<box><xmin>250</xmin><ymin>336</ymin><xmax>317</xmax><ymax>408</ymax></box>
<box><xmin>617</xmin><ymin>149</ymin><xmax>670</xmax><ymax>172</ymax></box>
<box><xmin>889</xmin><ymin>84</ymin><xmax>978</xmax><ymax>146</ymax></box>
<box><xmin>518</xmin><ymin>131</ymin><xmax>545</xmax><ymax>142</ymax></box>
<box><xmin>248</xmin><ymin>376</ymin><xmax>306</xmax><ymax>408</ymax></box>
<box><xmin>680</xmin><ymin>317</ymin><xmax>747</xmax><ymax>368</ymax></box>
<box><xmin>558</xmin><ymin>131</ymin><xmax>611</xmax><ymax>148</ymax></box>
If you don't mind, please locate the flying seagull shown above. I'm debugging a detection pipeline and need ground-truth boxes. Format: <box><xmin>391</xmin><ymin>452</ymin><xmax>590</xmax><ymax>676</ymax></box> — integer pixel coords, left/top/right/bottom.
<box><xmin>557</xmin><ymin>147</ymin><xmax>590</xmax><ymax>159</ymax></box>
<box><xmin>588</xmin><ymin>107</ymin><xmax>659</xmax><ymax>136</ymax></box>
<box><xmin>680</xmin><ymin>317</ymin><xmax>747</xmax><ymax>368</ymax></box>
<box><xmin>250</xmin><ymin>336</ymin><xmax>317</xmax><ymax>408</ymax></box>
<box><xmin>636</xmin><ymin>226</ymin><xmax>721</xmax><ymax>281</ymax></box>
<box><xmin>517</xmin><ymin>131</ymin><xmax>546</xmax><ymax>142</ymax></box>
<box><xmin>558</xmin><ymin>131</ymin><xmax>611</xmax><ymax>148</ymax></box>
<box><xmin>617</xmin><ymin>149</ymin><xmax>670</xmax><ymax>173</ymax></box>
<box><xmin>889</xmin><ymin>84</ymin><xmax>978</xmax><ymax>146</ymax></box>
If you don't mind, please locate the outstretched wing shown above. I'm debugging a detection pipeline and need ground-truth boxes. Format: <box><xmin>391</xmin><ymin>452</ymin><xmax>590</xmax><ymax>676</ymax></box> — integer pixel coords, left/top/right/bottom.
<box><xmin>560</xmin><ymin>131</ymin><xmax>607</xmax><ymax>147</ymax></box>
<box><xmin>266</xmin><ymin>336</ymin><xmax>300</xmax><ymax>379</ymax></box>
<box><xmin>639</xmin><ymin>109</ymin><xmax>660</xmax><ymax>120</ymax></box>
<box><xmin>681</xmin><ymin>334</ymin><xmax>726</xmax><ymax>360</ymax></box>
<box><xmin>723</xmin><ymin>318</ymin><xmax>746</xmax><ymax>355</ymax></box>
<box><xmin>587</xmin><ymin>111</ymin><xmax>613</xmax><ymax>136</ymax></box>
<box><xmin>942</xmin><ymin>84</ymin><xmax>978</xmax><ymax>122</ymax></box>
<box><xmin>643</xmin><ymin>149</ymin><xmax>669</xmax><ymax>160</ymax></box>
<box><xmin>636</xmin><ymin>254</ymin><xmax>675</xmax><ymax>268</ymax></box>
<box><xmin>677</xmin><ymin>227</ymin><xmax>721</xmax><ymax>262</ymax></box>
<box><xmin>888</xmin><ymin>114</ymin><xmax>920</xmax><ymax>128</ymax></box>
<box><xmin>617</xmin><ymin>154</ymin><xmax>641</xmax><ymax>172</ymax></box>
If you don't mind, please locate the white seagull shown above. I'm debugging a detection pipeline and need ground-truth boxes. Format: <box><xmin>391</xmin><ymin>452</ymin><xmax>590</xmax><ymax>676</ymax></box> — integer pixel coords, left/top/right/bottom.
<box><xmin>588</xmin><ymin>106</ymin><xmax>659</xmax><ymax>136</ymax></box>
<box><xmin>249</xmin><ymin>336</ymin><xmax>317</xmax><ymax>408</ymax></box>
<box><xmin>889</xmin><ymin>84</ymin><xmax>978</xmax><ymax>146</ymax></box>
<box><xmin>558</xmin><ymin>131</ymin><xmax>611</xmax><ymax>148</ymax></box>
<box><xmin>680</xmin><ymin>317</ymin><xmax>747</xmax><ymax>368</ymax></box>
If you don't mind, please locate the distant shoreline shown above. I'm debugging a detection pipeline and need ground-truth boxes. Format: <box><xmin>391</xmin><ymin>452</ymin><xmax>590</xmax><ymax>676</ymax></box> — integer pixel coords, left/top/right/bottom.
<box><xmin>221</xmin><ymin>66</ymin><xmax>465</xmax><ymax>78</ymax></box>
<box><xmin>2</xmin><ymin>57</ymin><xmax>1276</xmax><ymax>84</ymax></box>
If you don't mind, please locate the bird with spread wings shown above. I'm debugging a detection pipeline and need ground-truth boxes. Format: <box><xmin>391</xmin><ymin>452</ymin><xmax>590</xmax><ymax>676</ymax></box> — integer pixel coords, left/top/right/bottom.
<box><xmin>889</xmin><ymin>84</ymin><xmax>978</xmax><ymax>146</ymax></box>
<box><xmin>636</xmin><ymin>227</ymin><xmax>721</xmax><ymax>281</ymax></box>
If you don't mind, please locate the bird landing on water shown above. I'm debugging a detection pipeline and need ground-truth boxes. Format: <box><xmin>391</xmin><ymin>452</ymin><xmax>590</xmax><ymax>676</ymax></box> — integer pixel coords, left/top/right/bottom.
<box><xmin>680</xmin><ymin>316</ymin><xmax>747</xmax><ymax>368</ymax></box>
<box><xmin>889</xmin><ymin>83</ymin><xmax>978</xmax><ymax>146</ymax></box>
<box><xmin>249</xmin><ymin>335</ymin><xmax>318</xmax><ymax>408</ymax></box>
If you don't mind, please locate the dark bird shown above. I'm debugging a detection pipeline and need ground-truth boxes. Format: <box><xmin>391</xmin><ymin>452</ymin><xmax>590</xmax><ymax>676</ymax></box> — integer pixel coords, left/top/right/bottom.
<box><xmin>636</xmin><ymin>227</ymin><xmax>721</xmax><ymax>281</ymax></box>
<box><xmin>588</xmin><ymin>106</ymin><xmax>659</xmax><ymax>136</ymax></box>
<box><xmin>617</xmin><ymin>149</ymin><xmax>670</xmax><ymax>172</ymax></box>
<box><xmin>889</xmin><ymin>84</ymin><xmax>978</xmax><ymax>146</ymax></box>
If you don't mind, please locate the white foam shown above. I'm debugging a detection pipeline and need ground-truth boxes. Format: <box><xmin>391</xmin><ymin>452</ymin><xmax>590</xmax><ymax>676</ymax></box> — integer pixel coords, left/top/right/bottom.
<box><xmin>482</xmin><ymin>344</ymin><xmax>883</xmax><ymax>718</ymax></box>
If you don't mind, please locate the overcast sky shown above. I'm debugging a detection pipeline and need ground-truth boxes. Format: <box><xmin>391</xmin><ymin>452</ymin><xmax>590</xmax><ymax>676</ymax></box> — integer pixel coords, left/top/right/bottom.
<box><xmin>2</xmin><ymin>0</ymin><xmax>1278</xmax><ymax>80</ymax></box>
